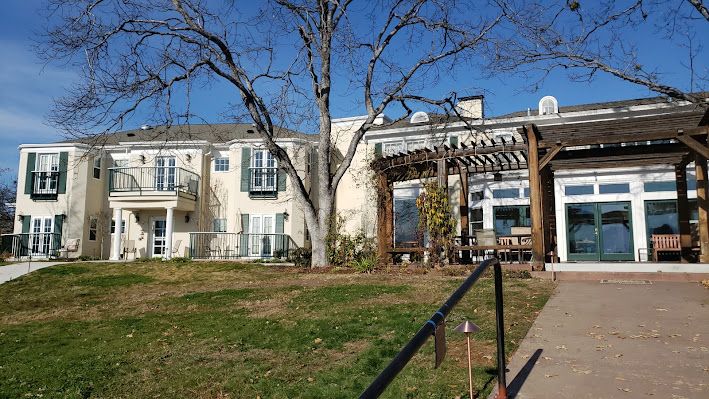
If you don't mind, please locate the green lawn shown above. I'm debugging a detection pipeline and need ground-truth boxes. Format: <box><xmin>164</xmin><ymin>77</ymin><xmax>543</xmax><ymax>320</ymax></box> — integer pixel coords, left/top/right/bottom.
<box><xmin>0</xmin><ymin>261</ymin><xmax>554</xmax><ymax>399</ymax></box>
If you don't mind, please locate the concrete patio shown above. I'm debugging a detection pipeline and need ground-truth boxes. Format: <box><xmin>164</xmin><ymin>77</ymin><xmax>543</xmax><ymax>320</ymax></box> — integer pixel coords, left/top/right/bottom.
<box><xmin>494</xmin><ymin>281</ymin><xmax>708</xmax><ymax>398</ymax></box>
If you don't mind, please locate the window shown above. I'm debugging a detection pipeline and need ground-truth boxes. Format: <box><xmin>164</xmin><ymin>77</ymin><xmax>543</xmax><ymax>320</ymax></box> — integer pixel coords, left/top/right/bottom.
<box><xmin>213</xmin><ymin>218</ymin><xmax>227</xmax><ymax>232</ymax></box>
<box><xmin>383</xmin><ymin>141</ymin><xmax>404</xmax><ymax>156</ymax></box>
<box><xmin>538</xmin><ymin>96</ymin><xmax>558</xmax><ymax>115</ymax></box>
<box><xmin>406</xmin><ymin>140</ymin><xmax>426</xmax><ymax>151</ymax></box>
<box><xmin>470</xmin><ymin>208</ymin><xmax>483</xmax><ymax>232</ymax></box>
<box><xmin>492</xmin><ymin>188</ymin><xmax>519</xmax><ymax>199</ymax></box>
<box><xmin>33</xmin><ymin>153</ymin><xmax>60</xmax><ymax>196</ymax></box>
<box><xmin>470</xmin><ymin>191</ymin><xmax>484</xmax><ymax>202</ymax></box>
<box><xmin>93</xmin><ymin>156</ymin><xmax>101</xmax><ymax>179</ymax></box>
<box><xmin>111</xmin><ymin>220</ymin><xmax>125</xmax><ymax>234</ymax></box>
<box><xmin>395</xmin><ymin>198</ymin><xmax>419</xmax><ymax>245</ymax></box>
<box><xmin>214</xmin><ymin>157</ymin><xmax>230</xmax><ymax>172</ymax></box>
<box><xmin>89</xmin><ymin>217</ymin><xmax>98</xmax><ymax>241</ymax></box>
<box><xmin>493</xmin><ymin>206</ymin><xmax>531</xmax><ymax>235</ymax></box>
<box><xmin>250</xmin><ymin>149</ymin><xmax>277</xmax><ymax>192</ymax></box>
<box><xmin>113</xmin><ymin>159</ymin><xmax>128</xmax><ymax>168</ymax></box>
<box><xmin>522</xmin><ymin>187</ymin><xmax>530</xmax><ymax>198</ymax></box>
<box><xmin>36</xmin><ymin>153</ymin><xmax>59</xmax><ymax>172</ymax></box>
<box><xmin>565</xmin><ymin>185</ymin><xmax>594</xmax><ymax>195</ymax></box>
<box><xmin>599</xmin><ymin>183</ymin><xmax>630</xmax><ymax>194</ymax></box>
<box><xmin>644</xmin><ymin>181</ymin><xmax>676</xmax><ymax>192</ymax></box>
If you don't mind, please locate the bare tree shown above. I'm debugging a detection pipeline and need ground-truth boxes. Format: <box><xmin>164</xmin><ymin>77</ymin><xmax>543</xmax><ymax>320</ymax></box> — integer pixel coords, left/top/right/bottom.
<box><xmin>491</xmin><ymin>0</ymin><xmax>709</xmax><ymax>104</ymax></box>
<box><xmin>40</xmin><ymin>0</ymin><xmax>504</xmax><ymax>266</ymax></box>
<box><xmin>0</xmin><ymin>170</ymin><xmax>17</xmax><ymax>235</ymax></box>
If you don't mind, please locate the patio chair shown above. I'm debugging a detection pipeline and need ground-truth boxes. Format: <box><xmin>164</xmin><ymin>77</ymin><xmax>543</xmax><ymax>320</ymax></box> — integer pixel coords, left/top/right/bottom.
<box><xmin>122</xmin><ymin>239</ymin><xmax>137</xmax><ymax>260</ymax></box>
<box><xmin>172</xmin><ymin>239</ymin><xmax>182</xmax><ymax>257</ymax></box>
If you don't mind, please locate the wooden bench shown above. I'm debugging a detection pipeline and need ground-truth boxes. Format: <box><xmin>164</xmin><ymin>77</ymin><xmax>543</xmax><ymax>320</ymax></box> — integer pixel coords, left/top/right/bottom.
<box><xmin>651</xmin><ymin>234</ymin><xmax>680</xmax><ymax>261</ymax></box>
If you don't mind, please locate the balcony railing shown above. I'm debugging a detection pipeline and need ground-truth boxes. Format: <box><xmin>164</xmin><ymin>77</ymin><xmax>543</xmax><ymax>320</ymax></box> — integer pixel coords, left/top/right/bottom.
<box><xmin>0</xmin><ymin>233</ymin><xmax>62</xmax><ymax>259</ymax></box>
<box><xmin>109</xmin><ymin>167</ymin><xmax>200</xmax><ymax>198</ymax></box>
<box><xmin>250</xmin><ymin>167</ymin><xmax>278</xmax><ymax>198</ymax></box>
<box><xmin>189</xmin><ymin>232</ymin><xmax>296</xmax><ymax>259</ymax></box>
<box><xmin>31</xmin><ymin>171</ymin><xmax>60</xmax><ymax>199</ymax></box>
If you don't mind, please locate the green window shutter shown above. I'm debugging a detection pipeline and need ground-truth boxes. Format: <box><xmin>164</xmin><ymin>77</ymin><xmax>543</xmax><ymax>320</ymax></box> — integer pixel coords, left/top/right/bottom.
<box><xmin>58</xmin><ymin>152</ymin><xmax>69</xmax><ymax>194</ymax></box>
<box><xmin>239</xmin><ymin>214</ymin><xmax>249</xmax><ymax>256</ymax></box>
<box><xmin>54</xmin><ymin>215</ymin><xmax>64</xmax><ymax>252</ymax></box>
<box><xmin>24</xmin><ymin>152</ymin><xmax>36</xmax><ymax>194</ymax></box>
<box><xmin>449</xmin><ymin>136</ymin><xmax>458</xmax><ymax>147</ymax></box>
<box><xmin>277</xmin><ymin>169</ymin><xmax>287</xmax><ymax>192</ymax></box>
<box><xmin>275</xmin><ymin>213</ymin><xmax>284</xmax><ymax>233</ymax></box>
<box><xmin>240</xmin><ymin>147</ymin><xmax>251</xmax><ymax>192</ymax></box>
<box><xmin>21</xmin><ymin>216</ymin><xmax>31</xmax><ymax>233</ymax></box>
<box><xmin>374</xmin><ymin>143</ymin><xmax>382</xmax><ymax>157</ymax></box>
<box><xmin>275</xmin><ymin>213</ymin><xmax>285</xmax><ymax>255</ymax></box>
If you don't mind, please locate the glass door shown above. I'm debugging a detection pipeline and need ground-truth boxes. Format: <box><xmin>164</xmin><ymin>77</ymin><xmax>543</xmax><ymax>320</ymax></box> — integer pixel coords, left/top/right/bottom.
<box><xmin>599</xmin><ymin>202</ymin><xmax>634</xmax><ymax>261</ymax></box>
<box><xmin>155</xmin><ymin>157</ymin><xmax>176</xmax><ymax>190</ymax></box>
<box><xmin>249</xmin><ymin>215</ymin><xmax>275</xmax><ymax>257</ymax></box>
<box><xmin>151</xmin><ymin>218</ymin><xmax>167</xmax><ymax>257</ymax></box>
<box><xmin>566</xmin><ymin>202</ymin><xmax>634</xmax><ymax>261</ymax></box>
<box><xmin>566</xmin><ymin>203</ymin><xmax>599</xmax><ymax>261</ymax></box>
<box><xmin>30</xmin><ymin>217</ymin><xmax>53</xmax><ymax>256</ymax></box>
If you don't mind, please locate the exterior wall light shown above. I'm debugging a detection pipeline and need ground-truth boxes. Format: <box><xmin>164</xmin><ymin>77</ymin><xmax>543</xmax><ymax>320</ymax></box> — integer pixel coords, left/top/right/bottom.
<box><xmin>283</xmin><ymin>210</ymin><xmax>289</xmax><ymax>221</ymax></box>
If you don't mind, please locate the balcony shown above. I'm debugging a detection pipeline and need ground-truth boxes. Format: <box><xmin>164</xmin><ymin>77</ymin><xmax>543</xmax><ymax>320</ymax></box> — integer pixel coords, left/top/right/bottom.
<box><xmin>249</xmin><ymin>167</ymin><xmax>278</xmax><ymax>198</ymax></box>
<box><xmin>30</xmin><ymin>171</ymin><xmax>60</xmax><ymax>200</ymax></box>
<box><xmin>189</xmin><ymin>232</ymin><xmax>296</xmax><ymax>259</ymax></box>
<box><xmin>108</xmin><ymin>167</ymin><xmax>200</xmax><ymax>200</ymax></box>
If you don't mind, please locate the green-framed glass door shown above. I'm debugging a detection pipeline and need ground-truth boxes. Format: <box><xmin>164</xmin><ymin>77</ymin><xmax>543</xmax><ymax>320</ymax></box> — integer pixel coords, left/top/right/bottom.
<box><xmin>566</xmin><ymin>202</ymin><xmax>634</xmax><ymax>261</ymax></box>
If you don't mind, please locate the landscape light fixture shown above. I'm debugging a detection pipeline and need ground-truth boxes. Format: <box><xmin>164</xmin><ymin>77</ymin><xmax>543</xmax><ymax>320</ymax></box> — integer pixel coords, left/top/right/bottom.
<box><xmin>455</xmin><ymin>320</ymin><xmax>481</xmax><ymax>399</ymax></box>
<box><xmin>493</xmin><ymin>172</ymin><xmax>502</xmax><ymax>181</ymax></box>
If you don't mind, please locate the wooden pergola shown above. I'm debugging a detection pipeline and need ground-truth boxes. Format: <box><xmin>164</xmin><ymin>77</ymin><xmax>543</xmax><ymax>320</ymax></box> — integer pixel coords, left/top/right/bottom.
<box><xmin>373</xmin><ymin>104</ymin><xmax>709</xmax><ymax>269</ymax></box>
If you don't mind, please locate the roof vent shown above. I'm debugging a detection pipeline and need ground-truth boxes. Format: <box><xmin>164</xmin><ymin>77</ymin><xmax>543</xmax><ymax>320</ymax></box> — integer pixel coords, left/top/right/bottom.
<box><xmin>410</xmin><ymin>111</ymin><xmax>430</xmax><ymax>124</ymax></box>
<box><xmin>140</xmin><ymin>124</ymin><xmax>153</xmax><ymax>130</ymax></box>
<box><xmin>126</xmin><ymin>133</ymin><xmax>136</xmax><ymax>137</ymax></box>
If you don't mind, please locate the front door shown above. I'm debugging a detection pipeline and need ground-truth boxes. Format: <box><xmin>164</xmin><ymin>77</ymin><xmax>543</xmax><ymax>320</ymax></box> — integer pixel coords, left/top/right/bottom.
<box><xmin>249</xmin><ymin>215</ymin><xmax>274</xmax><ymax>257</ymax></box>
<box><xmin>566</xmin><ymin>202</ymin><xmax>634</xmax><ymax>261</ymax></box>
<box><xmin>151</xmin><ymin>218</ymin><xmax>167</xmax><ymax>257</ymax></box>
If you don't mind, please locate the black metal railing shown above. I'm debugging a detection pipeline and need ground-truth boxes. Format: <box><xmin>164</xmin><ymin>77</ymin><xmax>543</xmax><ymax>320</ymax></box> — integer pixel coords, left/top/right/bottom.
<box><xmin>0</xmin><ymin>233</ymin><xmax>62</xmax><ymax>259</ymax></box>
<box><xmin>108</xmin><ymin>167</ymin><xmax>200</xmax><ymax>198</ymax></box>
<box><xmin>359</xmin><ymin>257</ymin><xmax>508</xmax><ymax>399</ymax></box>
<box><xmin>189</xmin><ymin>232</ymin><xmax>296</xmax><ymax>259</ymax></box>
<box><xmin>31</xmin><ymin>171</ymin><xmax>60</xmax><ymax>199</ymax></box>
<box><xmin>249</xmin><ymin>167</ymin><xmax>278</xmax><ymax>198</ymax></box>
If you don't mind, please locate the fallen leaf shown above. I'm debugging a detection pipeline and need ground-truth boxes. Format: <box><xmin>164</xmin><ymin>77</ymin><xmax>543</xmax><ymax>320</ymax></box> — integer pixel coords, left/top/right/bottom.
<box><xmin>618</xmin><ymin>388</ymin><xmax>631</xmax><ymax>392</ymax></box>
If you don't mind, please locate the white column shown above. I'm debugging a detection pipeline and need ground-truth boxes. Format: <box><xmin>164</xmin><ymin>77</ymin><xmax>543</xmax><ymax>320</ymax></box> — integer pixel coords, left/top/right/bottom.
<box><xmin>165</xmin><ymin>207</ymin><xmax>175</xmax><ymax>259</ymax></box>
<box><xmin>110</xmin><ymin>208</ymin><xmax>123</xmax><ymax>260</ymax></box>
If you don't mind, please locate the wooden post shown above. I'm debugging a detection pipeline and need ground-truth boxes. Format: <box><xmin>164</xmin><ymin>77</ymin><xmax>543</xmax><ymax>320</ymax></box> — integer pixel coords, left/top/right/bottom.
<box><xmin>525</xmin><ymin>125</ymin><xmax>545</xmax><ymax>270</ymax></box>
<box><xmin>377</xmin><ymin>173</ymin><xmax>394</xmax><ymax>265</ymax></box>
<box><xmin>437</xmin><ymin>159</ymin><xmax>448</xmax><ymax>189</ymax></box>
<box><xmin>675</xmin><ymin>162</ymin><xmax>693</xmax><ymax>263</ymax></box>
<box><xmin>459</xmin><ymin>166</ymin><xmax>471</xmax><ymax>263</ymax></box>
<box><xmin>695</xmin><ymin>154</ymin><xmax>709</xmax><ymax>262</ymax></box>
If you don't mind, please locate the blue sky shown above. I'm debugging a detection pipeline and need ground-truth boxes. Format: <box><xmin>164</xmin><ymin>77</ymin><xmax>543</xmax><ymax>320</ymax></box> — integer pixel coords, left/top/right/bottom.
<box><xmin>1</xmin><ymin>1</ymin><xmax>707</xmax><ymax>182</ymax></box>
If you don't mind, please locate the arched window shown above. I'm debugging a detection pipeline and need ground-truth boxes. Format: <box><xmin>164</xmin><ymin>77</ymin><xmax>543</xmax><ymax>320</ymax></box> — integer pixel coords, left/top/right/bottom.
<box><xmin>410</xmin><ymin>111</ymin><xmax>430</xmax><ymax>124</ymax></box>
<box><xmin>538</xmin><ymin>96</ymin><xmax>558</xmax><ymax>115</ymax></box>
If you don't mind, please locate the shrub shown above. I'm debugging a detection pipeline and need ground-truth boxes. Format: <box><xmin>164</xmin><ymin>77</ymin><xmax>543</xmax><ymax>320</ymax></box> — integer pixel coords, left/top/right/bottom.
<box><xmin>352</xmin><ymin>252</ymin><xmax>378</xmax><ymax>273</ymax></box>
<box><xmin>169</xmin><ymin>257</ymin><xmax>192</xmax><ymax>264</ymax></box>
<box><xmin>289</xmin><ymin>248</ymin><xmax>312</xmax><ymax>268</ymax></box>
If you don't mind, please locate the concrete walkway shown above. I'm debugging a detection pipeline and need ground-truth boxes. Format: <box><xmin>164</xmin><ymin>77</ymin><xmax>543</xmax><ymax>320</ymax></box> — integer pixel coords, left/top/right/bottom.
<box><xmin>0</xmin><ymin>261</ymin><xmax>63</xmax><ymax>284</ymax></box>
<box><xmin>496</xmin><ymin>281</ymin><xmax>708</xmax><ymax>398</ymax></box>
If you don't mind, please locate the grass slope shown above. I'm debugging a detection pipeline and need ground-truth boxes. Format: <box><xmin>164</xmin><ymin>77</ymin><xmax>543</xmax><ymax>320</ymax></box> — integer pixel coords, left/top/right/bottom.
<box><xmin>0</xmin><ymin>262</ymin><xmax>554</xmax><ymax>399</ymax></box>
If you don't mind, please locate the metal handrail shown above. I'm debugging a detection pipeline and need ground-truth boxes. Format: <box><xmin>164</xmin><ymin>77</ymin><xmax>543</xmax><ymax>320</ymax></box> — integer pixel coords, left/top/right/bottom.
<box><xmin>359</xmin><ymin>257</ymin><xmax>508</xmax><ymax>399</ymax></box>
<box><xmin>108</xmin><ymin>166</ymin><xmax>200</xmax><ymax>197</ymax></box>
<box><xmin>1</xmin><ymin>232</ymin><xmax>62</xmax><ymax>259</ymax></box>
<box><xmin>31</xmin><ymin>171</ymin><xmax>60</xmax><ymax>197</ymax></box>
<box><xmin>189</xmin><ymin>232</ymin><xmax>297</xmax><ymax>259</ymax></box>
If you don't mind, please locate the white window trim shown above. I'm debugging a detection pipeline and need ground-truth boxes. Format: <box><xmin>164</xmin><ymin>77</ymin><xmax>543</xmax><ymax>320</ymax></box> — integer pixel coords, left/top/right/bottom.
<box><xmin>250</xmin><ymin>149</ymin><xmax>277</xmax><ymax>191</ymax></box>
<box><xmin>213</xmin><ymin>157</ymin><xmax>230</xmax><ymax>172</ymax></box>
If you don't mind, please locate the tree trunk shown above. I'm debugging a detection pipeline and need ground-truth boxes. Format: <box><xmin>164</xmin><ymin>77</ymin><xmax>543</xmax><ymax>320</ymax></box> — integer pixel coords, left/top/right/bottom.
<box><xmin>310</xmin><ymin>227</ymin><xmax>328</xmax><ymax>268</ymax></box>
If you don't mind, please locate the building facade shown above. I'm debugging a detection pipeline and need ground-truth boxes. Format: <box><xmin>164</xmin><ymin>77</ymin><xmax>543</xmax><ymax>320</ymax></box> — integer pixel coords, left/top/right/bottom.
<box><xmin>6</xmin><ymin>124</ymin><xmax>317</xmax><ymax>260</ymax></box>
